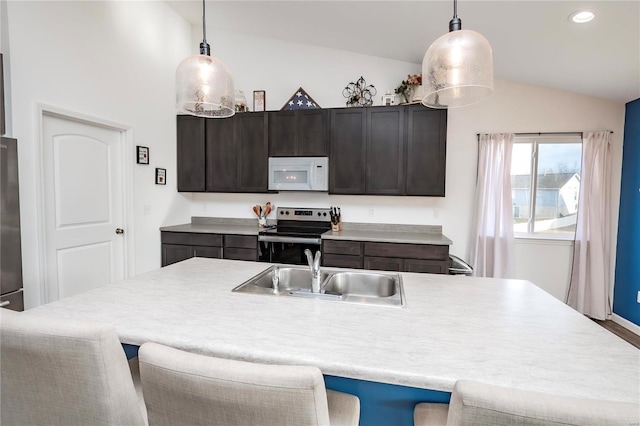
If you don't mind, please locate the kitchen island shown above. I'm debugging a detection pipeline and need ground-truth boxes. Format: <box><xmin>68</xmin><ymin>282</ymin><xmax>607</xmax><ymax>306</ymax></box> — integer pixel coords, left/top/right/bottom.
<box><xmin>26</xmin><ymin>258</ymin><xmax>639</xmax><ymax>424</ymax></box>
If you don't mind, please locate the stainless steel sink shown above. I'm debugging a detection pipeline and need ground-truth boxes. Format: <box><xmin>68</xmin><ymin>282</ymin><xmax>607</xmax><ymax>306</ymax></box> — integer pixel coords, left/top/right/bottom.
<box><xmin>323</xmin><ymin>272</ymin><xmax>398</xmax><ymax>297</ymax></box>
<box><xmin>232</xmin><ymin>266</ymin><xmax>405</xmax><ymax>307</ymax></box>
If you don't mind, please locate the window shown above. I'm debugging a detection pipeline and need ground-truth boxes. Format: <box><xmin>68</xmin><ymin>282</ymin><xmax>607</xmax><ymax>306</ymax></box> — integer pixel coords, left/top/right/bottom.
<box><xmin>510</xmin><ymin>135</ymin><xmax>582</xmax><ymax>238</ymax></box>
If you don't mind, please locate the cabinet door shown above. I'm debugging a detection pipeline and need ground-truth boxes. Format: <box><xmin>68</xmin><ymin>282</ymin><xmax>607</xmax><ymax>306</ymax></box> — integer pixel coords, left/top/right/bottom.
<box><xmin>329</xmin><ymin>109</ymin><xmax>366</xmax><ymax>194</ymax></box>
<box><xmin>177</xmin><ymin>115</ymin><xmax>206</xmax><ymax>192</ymax></box>
<box><xmin>269</xmin><ymin>111</ymin><xmax>297</xmax><ymax>156</ymax></box>
<box><xmin>364</xmin><ymin>256</ymin><xmax>402</xmax><ymax>272</ymax></box>
<box><xmin>405</xmin><ymin>106</ymin><xmax>447</xmax><ymax>196</ymax></box>
<box><xmin>297</xmin><ymin>110</ymin><xmax>328</xmax><ymax>156</ymax></box>
<box><xmin>236</xmin><ymin>113</ymin><xmax>269</xmax><ymax>192</ymax></box>
<box><xmin>366</xmin><ymin>107</ymin><xmax>404</xmax><ymax>195</ymax></box>
<box><xmin>162</xmin><ymin>244</ymin><xmax>193</xmax><ymax>266</ymax></box>
<box><xmin>206</xmin><ymin>116</ymin><xmax>236</xmax><ymax>192</ymax></box>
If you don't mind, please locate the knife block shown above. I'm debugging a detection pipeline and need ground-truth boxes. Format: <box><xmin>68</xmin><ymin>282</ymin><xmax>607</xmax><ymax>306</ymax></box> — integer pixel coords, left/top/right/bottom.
<box><xmin>331</xmin><ymin>221</ymin><xmax>342</xmax><ymax>232</ymax></box>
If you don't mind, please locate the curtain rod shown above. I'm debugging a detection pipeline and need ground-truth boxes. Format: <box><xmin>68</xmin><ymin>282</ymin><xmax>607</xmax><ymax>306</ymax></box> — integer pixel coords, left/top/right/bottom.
<box><xmin>476</xmin><ymin>131</ymin><xmax>613</xmax><ymax>136</ymax></box>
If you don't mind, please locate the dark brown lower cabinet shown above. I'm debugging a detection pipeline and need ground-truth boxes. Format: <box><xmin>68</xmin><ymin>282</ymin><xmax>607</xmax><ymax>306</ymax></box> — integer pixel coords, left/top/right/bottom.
<box><xmin>161</xmin><ymin>232</ymin><xmax>260</xmax><ymax>265</ymax></box>
<box><xmin>364</xmin><ymin>256</ymin><xmax>402</xmax><ymax>272</ymax></box>
<box><xmin>323</xmin><ymin>253</ymin><xmax>363</xmax><ymax>269</ymax></box>
<box><xmin>161</xmin><ymin>232</ymin><xmax>224</xmax><ymax>266</ymax></box>
<box><xmin>322</xmin><ymin>239</ymin><xmax>449</xmax><ymax>274</ymax></box>
<box><xmin>404</xmin><ymin>259</ymin><xmax>448</xmax><ymax>274</ymax></box>
<box><xmin>223</xmin><ymin>235</ymin><xmax>258</xmax><ymax>261</ymax></box>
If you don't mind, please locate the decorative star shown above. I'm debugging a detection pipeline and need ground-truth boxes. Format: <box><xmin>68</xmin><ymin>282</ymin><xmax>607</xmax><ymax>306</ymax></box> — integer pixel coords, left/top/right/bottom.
<box><xmin>289</xmin><ymin>101</ymin><xmax>294</xmax><ymax>106</ymax></box>
<box><xmin>306</xmin><ymin>101</ymin><xmax>312</xmax><ymax>107</ymax></box>
<box><xmin>296</xmin><ymin>91</ymin><xmax>302</xmax><ymax>97</ymax></box>
<box><xmin>297</xmin><ymin>100</ymin><xmax>303</xmax><ymax>106</ymax></box>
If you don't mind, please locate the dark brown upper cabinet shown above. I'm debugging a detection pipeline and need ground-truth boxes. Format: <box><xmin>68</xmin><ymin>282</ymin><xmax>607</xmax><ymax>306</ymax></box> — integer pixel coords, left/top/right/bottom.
<box><xmin>405</xmin><ymin>106</ymin><xmax>447</xmax><ymax>196</ymax></box>
<box><xmin>177</xmin><ymin>104</ymin><xmax>445</xmax><ymax>196</ymax></box>
<box><xmin>205</xmin><ymin>116</ymin><xmax>236</xmax><ymax>192</ymax></box>
<box><xmin>177</xmin><ymin>115</ymin><xmax>206</xmax><ymax>192</ymax></box>
<box><xmin>328</xmin><ymin>104</ymin><xmax>446</xmax><ymax>197</ymax></box>
<box><xmin>236</xmin><ymin>113</ymin><xmax>269</xmax><ymax>193</ymax></box>
<box><xmin>329</xmin><ymin>108</ymin><xmax>367</xmax><ymax>194</ymax></box>
<box><xmin>366</xmin><ymin>107</ymin><xmax>405</xmax><ymax>195</ymax></box>
<box><xmin>269</xmin><ymin>109</ymin><xmax>328</xmax><ymax>157</ymax></box>
<box><xmin>177</xmin><ymin>113</ymin><xmax>268</xmax><ymax>193</ymax></box>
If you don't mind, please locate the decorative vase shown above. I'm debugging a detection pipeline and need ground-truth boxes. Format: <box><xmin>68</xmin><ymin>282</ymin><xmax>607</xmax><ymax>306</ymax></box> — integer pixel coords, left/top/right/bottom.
<box><xmin>412</xmin><ymin>85</ymin><xmax>423</xmax><ymax>102</ymax></box>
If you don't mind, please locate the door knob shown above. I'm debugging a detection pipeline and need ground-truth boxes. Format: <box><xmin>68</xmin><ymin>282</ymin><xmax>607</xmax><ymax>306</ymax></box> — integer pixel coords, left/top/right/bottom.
<box><xmin>115</xmin><ymin>228</ymin><xmax>124</xmax><ymax>235</ymax></box>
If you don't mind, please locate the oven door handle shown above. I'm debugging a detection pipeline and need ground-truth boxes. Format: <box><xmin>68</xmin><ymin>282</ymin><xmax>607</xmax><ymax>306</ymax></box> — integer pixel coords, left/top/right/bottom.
<box><xmin>258</xmin><ymin>235</ymin><xmax>321</xmax><ymax>245</ymax></box>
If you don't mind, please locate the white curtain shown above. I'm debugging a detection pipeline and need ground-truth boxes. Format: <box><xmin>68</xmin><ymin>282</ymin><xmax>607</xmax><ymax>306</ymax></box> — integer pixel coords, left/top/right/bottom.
<box><xmin>567</xmin><ymin>131</ymin><xmax>612</xmax><ymax>319</ymax></box>
<box><xmin>470</xmin><ymin>133</ymin><xmax>516</xmax><ymax>278</ymax></box>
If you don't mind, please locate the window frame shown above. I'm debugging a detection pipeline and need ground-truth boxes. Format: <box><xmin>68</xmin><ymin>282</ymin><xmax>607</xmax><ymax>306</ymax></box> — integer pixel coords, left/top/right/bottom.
<box><xmin>512</xmin><ymin>134</ymin><xmax>582</xmax><ymax>240</ymax></box>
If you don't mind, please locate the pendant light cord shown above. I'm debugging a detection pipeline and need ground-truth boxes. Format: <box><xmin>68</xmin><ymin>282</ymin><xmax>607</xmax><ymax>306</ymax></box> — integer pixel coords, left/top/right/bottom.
<box><xmin>199</xmin><ymin>0</ymin><xmax>211</xmax><ymax>56</ymax></box>
<box><xmin>202</xmin><ymin>0</ymin><xmax>207</xmax><ymax>44</ymax></box>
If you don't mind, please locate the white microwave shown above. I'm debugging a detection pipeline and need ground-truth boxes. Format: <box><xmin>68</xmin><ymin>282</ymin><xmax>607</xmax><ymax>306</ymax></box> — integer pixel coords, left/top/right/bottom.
<box><xmin>268</xmin><ymin>157</ymin><xmax>329</xmax><ymax>191</ymax></box>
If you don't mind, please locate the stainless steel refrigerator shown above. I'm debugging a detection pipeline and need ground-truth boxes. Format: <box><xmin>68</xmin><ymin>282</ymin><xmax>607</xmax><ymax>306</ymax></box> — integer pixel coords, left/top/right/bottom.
<box><xmin>0</xmin><ymin>136</ymin><xmax>24</xmax><ymax>311</ymax></box>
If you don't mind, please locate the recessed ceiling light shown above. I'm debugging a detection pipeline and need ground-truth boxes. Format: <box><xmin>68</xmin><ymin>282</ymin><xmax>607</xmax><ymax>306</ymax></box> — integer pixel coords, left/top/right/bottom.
<box><xmin>569</xmin><ymin>11</ymin><xmax>595</xmax><ymax>24</ymax></box>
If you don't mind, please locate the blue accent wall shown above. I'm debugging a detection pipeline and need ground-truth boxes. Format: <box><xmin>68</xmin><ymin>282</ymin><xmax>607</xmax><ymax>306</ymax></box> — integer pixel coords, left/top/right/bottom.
<box><xmin>613</xmin><ymin>98</ymin><xmax>640</xmax><ymax>326</ymax></box>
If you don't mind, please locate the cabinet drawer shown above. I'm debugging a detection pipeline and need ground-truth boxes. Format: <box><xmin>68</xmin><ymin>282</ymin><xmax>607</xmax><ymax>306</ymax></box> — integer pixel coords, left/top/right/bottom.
<box><xmin>364</xmin><ymin>242</ymin><xmax>448</xmax><ymax>260</ymax></box>
<box><xmin>322</xmin><ymin>240</ymin><xmax>362</xmax><ymax>255</ymax></box>
<box><xmin>193</xmin><ymin>246</ymin><xmax>222</xmax><ymax>259</ymax></box>
<box><xmin>323</xmin><ymin>254</ymin><xmax>363</xmax><ymax>269</ymax></box>
<box><xmin>161</xmin><ymin>232</ymin><xmax>222</xmax><ymax>247</ymax></box>
<box><xmin>364</xmin><ymin>256</ymin><xmax>402</xmax><ymax>272</ymax></box>
<box><xmin>224</xmin><ymin>235</ymin><xmax>257</xmax><ymax>249</ymax></box>
<box><xmin>404</xmin><ymin>258</ymin><xmax>447</xmax><ymax>274</ymax></box>
<box><xmin>224</xmin><ymin>247</ymin><xmax>257</xmax><ymax>261</ymax></box>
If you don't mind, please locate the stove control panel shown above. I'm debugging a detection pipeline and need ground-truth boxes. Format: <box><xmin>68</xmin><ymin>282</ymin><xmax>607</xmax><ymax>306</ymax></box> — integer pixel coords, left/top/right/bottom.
<box><xmin>276</xmin><ymin>207</ymin><xmax>331</xmax><ymax>222</ymax></box>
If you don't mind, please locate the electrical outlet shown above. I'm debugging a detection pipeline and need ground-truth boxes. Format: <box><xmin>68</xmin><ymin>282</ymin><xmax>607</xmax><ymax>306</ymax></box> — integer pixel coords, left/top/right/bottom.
<box><xmin>637</xmin><ymin>291</ymin><xmax>640</xmax><ymax>304</ymax></box>
<box><xmin>143</xmin><ymin>204</ymin><xmax>151</xmax><ymax>216</ymax></box>
<box><xmin>368</xmin><ymin>208</ymin><xmax>374</xmax><ymax>217</ymax></box>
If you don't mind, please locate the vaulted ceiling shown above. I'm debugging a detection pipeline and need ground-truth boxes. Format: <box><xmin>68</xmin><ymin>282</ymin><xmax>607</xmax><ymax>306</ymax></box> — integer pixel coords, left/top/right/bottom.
<box><xmin>167</xmin><ymin>1</ymin><xmax>640</xmax><ymax>103</ymax></box>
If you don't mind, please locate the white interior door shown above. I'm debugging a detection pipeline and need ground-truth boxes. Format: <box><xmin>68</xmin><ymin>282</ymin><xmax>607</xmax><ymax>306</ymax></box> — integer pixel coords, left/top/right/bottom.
<box><xmin>42</xmin><ymin>113</ymin><xmax>126</xmax><ymax>301</ymax></box>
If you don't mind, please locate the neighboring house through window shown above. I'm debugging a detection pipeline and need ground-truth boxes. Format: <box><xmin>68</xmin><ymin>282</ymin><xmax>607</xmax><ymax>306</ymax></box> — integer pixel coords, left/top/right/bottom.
<box><xmin>510</xmin><ymin>134</ymin><xmax>582</xmax><ymax>238</ymax></box>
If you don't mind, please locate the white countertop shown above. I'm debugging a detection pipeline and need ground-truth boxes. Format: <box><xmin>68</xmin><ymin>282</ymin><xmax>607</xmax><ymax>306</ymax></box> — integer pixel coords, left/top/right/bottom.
<box><xmin>322</xmin><ymin>229</ymin><xmax>452</xmax><ymax>245</ymax></box>
<box><xmin>160</xmin><ymin>223</ymin><xmax>260</xmax><ymax>235</ymax></box>
<box><xmin>26</xmin><ymin>258</ymin><xmax>639</xmax><ymax>403</ymax></box>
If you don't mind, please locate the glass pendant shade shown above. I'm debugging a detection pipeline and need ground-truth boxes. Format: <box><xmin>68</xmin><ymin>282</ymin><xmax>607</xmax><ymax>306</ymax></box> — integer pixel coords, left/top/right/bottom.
<box><xmin>422</xmin><ymin>29</ymin><xmax>493</xmax><ymax>108</ymax></box>
<box><xmin>176</xmin><ymin>53</ymin><xmax>235</xmax><ymax>118</ymax></box>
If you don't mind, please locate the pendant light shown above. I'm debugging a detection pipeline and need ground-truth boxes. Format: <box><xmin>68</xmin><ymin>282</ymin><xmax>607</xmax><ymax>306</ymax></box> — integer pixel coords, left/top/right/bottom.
<box><xmin>176</xmin><ymin>0</ymin><xmax>235</xmax><ymax>118</ymax></box>
<box><xmin>422</xmin><ymin>0</ymin><xmax>493</xmax><ymax>108</ymax></box>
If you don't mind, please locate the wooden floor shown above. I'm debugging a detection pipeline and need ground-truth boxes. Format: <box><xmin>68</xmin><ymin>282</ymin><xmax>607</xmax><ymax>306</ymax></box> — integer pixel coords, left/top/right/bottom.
<box><xmin>593</xmin><ymin>319</ymin><xmax>640</xmax><ymax>349</ymax></box>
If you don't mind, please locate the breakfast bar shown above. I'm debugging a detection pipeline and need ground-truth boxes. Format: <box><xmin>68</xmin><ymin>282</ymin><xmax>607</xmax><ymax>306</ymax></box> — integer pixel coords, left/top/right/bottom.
<box><xmin>25</xmin><ymin>258</ymin><xmax>640</xmax><ymax>424</ymax></box>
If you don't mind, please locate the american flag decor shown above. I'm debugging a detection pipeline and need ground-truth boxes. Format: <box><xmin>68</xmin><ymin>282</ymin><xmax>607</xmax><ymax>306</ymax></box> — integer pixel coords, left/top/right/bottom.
<box><xmin>281</xmin><ymin>87</ymin><xmax>321</xmax><ymax>110</ymax></box>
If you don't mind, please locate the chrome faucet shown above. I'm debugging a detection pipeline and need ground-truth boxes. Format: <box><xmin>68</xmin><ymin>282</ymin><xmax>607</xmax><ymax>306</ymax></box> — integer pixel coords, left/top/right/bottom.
<box><xmin>304</xmin><ymin>249</ymin><xmax>322</xmax><ymax>293</ymax></box>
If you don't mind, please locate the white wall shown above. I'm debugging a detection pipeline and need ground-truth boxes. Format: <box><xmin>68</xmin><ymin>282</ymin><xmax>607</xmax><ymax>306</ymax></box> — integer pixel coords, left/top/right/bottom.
<box><xmin>1</xmin><ymin>0</ymin><xmax>12</xmax><ymax>135</ymax></box>
<box><xmin>7</xmin><ymin>1</ymin><xmax>193</xmax><ymax>308</ymax></box>
<box><xmin>184</xmin><ymin>29</ymin><xmax>626</xmax><ymax>300</ymax></box>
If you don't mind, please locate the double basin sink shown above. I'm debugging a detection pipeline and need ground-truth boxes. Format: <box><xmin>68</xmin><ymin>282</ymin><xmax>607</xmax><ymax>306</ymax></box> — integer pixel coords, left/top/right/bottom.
<box><xmin>232</xmin><ymin>265</ymin><xmax>405</xmax><ymax>307</ymax></box>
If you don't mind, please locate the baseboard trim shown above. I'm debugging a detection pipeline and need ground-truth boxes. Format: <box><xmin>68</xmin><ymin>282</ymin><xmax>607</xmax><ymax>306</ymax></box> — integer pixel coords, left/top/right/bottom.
<box><xmin>611</xmin><ymin>314</ymin><xmax>640</xmax><ymax>336</ymax></box>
